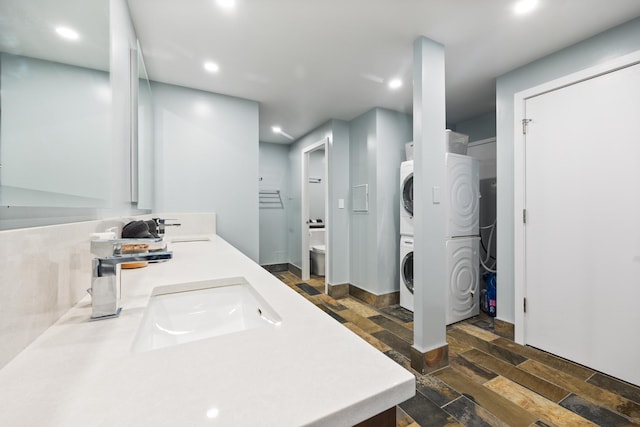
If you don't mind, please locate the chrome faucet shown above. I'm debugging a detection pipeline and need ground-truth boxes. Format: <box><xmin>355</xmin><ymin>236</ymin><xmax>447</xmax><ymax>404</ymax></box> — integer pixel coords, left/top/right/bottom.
<box><xmin>151</xmin><ymin>218</ymin><xmax>181</xmax><ymax>236</ymax></box>
<box><xmin>90</xmin><ymin>238</ymin><xmax>172</xmax><ymax>320</ymax></box>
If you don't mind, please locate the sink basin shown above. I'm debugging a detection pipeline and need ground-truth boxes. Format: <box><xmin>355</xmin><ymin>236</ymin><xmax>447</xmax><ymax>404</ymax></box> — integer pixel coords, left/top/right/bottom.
<box><xmin>132</xmin><ymin>277</ymin><xmax>281</xmax><ymax>352</ymax></box>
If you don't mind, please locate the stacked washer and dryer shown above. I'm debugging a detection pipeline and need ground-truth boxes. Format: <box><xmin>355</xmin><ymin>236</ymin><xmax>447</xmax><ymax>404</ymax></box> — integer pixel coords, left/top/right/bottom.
<box><xmin>399</xmin><ymin>160</ymin><xmax>415</xmax><ymax>311</ymax></box>
<box><xmin>399</xmin><ymin>132</ymin><xmax>481</xmax><ymax>324</ymax></box>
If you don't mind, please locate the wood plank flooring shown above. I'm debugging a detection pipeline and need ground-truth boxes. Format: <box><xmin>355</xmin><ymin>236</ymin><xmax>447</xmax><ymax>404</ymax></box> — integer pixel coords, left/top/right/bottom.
<box><xmin>272</xmin><ymin>271</ymin><xmax>640</xmax><ymax>427</ymax></box>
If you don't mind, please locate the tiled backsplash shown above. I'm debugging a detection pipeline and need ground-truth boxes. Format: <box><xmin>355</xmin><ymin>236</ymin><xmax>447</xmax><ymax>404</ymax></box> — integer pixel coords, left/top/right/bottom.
<box><xmin>0</xmin><ymin>213</ymin><xmax>216</xmax><ymax>369</ymax></box>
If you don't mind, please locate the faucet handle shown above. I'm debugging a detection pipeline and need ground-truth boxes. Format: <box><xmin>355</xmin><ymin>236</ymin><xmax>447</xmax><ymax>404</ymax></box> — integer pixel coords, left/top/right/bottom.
<box><xmin>152</xmin><ymin>218</ymin><xmax>182</xmax><ymax>235</ymax></box>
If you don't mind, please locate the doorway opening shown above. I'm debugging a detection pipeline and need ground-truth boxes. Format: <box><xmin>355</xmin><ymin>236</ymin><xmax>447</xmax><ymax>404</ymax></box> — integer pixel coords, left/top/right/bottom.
<box><xmin>301</xmin><ymin>138</ymin><xmax>329</xmax><ymax>291</ymax></box>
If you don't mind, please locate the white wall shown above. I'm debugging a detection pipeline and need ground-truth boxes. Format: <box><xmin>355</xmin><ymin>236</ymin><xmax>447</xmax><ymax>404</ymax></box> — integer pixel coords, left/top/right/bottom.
<box><xmin>151</xmin><ymin>81</ymin><xmax>259</xmax><ymax>261</ymax></box>
<box><xmin>259</xmin><ymin>142</ymin><xmax>290</xmax><ymax>265</ymax></box>
<box><xmin>496</xmin><ymin>17</ymin><xmax>640</xmax><ymax>324</ymax></box>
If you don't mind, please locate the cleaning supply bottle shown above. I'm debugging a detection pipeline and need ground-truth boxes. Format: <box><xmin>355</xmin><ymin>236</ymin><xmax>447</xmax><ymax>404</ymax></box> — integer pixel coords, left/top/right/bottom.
<box><xmin>485</xmin><ymin>272</ymin><xmax>497</xmax><ymax>317</ymax></box>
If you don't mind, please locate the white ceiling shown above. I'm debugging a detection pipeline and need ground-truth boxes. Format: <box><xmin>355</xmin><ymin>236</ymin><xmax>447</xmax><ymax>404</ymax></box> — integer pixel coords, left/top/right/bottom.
<box><xmin>3</xmin><ymin>1</ymin><xmax>640</xmax><ymax>144</ymax></box>
<box><xmin>0</xmin><ymin>0</ymin><xmax>109</xmax><ymax>71</ymax></box>
<box><xmin>126</xmin><ymin>0</ymin><xmax>640</xmax><ymax>143</ymax></box>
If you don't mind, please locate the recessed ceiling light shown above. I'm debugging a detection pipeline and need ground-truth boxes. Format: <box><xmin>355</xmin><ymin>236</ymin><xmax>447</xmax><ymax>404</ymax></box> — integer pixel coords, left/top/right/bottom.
<box><xmin>216</xmin><ymin>0</ymin><xmax>236</xmax><ymax>9</ymax></box>
<box><xmin>55</xmin><ymin>26</ymin><xmax>79</xmax><ymax>40</ymax></box>
<box><xmin>388</xmin><ymin>78</ymin><xmax>403</xmax><ymax>90</ymax></box>
<box><xmin>513</xmin><ymin>0</ymin><xmax>538</xmax><ymax>15</ymax></box>
<box><xmin>272</xmin><ymin>126</ymin><xmax>294</xmax><ymax>140</ymax></box>
<box><xmin>204</xmin><ymin>61</ymin><xmax>220</xmax><ymax>73</ymax></box>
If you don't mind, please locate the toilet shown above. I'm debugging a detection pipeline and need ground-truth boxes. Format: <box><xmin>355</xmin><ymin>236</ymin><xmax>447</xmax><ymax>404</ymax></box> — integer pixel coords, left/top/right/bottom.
<box><xmin>309</xmin><ymin>228</ymin><xmax>326</xmax><ymax>276</ymax></box>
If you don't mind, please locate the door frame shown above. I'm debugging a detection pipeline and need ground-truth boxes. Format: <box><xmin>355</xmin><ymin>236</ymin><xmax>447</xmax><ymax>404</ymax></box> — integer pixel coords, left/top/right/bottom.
<box><xmin>301</xmin><ymin>137</ymin><xmax>329</xmax><ymax>284</ymax></box>
<box><xmin>513</xmin><ymin>49</ymin><xmax>640</xmax><ymax>344</ymax></box>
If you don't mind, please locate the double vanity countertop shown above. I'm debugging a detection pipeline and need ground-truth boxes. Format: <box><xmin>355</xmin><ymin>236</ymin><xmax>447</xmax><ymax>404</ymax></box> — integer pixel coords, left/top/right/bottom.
<box><xmin>0</xmin><ymin>235</ymin><xmax>415</xmax><ymax>426</ymax></box>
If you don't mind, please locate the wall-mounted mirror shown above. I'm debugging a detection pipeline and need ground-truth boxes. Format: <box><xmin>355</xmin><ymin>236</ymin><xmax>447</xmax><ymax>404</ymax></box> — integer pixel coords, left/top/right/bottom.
<box><xmin>134</xmin><ymin>40</ymin><xmax>154</xmax><ymax>210</ymax></box>
<box><xmin>0</xmin><ymin>0</ymin><xmax>110</xmax><ymax>207</ymax></box>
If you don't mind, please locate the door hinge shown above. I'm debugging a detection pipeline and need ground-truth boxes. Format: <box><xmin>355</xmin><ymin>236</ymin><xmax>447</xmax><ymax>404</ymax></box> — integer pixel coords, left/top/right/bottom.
<box><xmin>524</xmin><ymin>297</ymin><xmax>527</xmax><ymax>313</ymax></box>
<box><xmin>522</xmin><ymin>118</ymin><xmax>532</xmax><ymax>135</ymax></box>
<box><xmin>522</xmin><ymin>209</ymin><xmax>527</xmax><ymax>224</ymax></box>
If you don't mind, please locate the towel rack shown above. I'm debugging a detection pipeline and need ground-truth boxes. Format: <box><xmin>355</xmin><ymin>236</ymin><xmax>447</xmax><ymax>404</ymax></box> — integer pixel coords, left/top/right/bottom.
<box><xmin>259</xmin><ymin>189</ymin><xmax>284</xmax><ymax>209</ymax></box>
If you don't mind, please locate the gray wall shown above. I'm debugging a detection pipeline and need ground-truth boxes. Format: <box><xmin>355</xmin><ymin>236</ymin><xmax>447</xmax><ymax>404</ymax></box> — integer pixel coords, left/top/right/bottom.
<box><xmin>349</xmin><ymin>110</ymin><xmax>377</xmax><ymax>291</ymax></box>
<box><xmin>375</xmin><ymin>109</ymin><xmax>412</xmax><ymax>294</ymax></box>
<box><xmin>349</xmin><ymin>108</ymin><xmax>412</xmax><ymax>295</ymax></box>
<box><xmin>259</xmin><ymin>142</ymin><xmax>290</xmax><ymax>265</ymax></box>
<box><xmin>496</xmin><ymin>17</ymin><xmax>640</xmax><ymax>323</ymax></box>
<box><xmin>151</xmin><ymin>81</ymin><xmax>259</xmax><ymax>261</ymax></box>
<box><xmin>455</xmin><ymin>111</ymin><xmax>496</xmax><ymax>142</ymax></box>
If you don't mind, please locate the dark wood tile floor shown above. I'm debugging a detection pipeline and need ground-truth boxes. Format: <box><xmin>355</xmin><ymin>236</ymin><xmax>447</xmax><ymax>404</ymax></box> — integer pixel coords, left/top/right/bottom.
<box><xmin>272</xmin><ymin>271</ymin><xmax>640</xmax><ymax>427</ymax></box>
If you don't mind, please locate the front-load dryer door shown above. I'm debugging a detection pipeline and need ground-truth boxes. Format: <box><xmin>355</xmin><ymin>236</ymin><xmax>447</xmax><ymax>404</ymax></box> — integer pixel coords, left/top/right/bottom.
<box><xmin>401</xmin><ymin>172</ymin><xmax>413</xmax><ymax>217</ymax></box>
<box><xmin>446</xmin><ymin>237</ymin><xmax>479</xmax><ymax>325</ymax></box>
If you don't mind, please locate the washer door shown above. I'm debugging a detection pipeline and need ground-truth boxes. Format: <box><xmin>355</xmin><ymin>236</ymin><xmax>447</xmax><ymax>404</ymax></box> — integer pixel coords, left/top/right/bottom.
<box><xmin>401</xmin><ymin>251</ymin><xmax>414</xmax><ymax>293</ymax></box>
<box><xmin>402</xmin><ymin>173</ymin><xmax>413</xmax><ymax>216</ymax></box>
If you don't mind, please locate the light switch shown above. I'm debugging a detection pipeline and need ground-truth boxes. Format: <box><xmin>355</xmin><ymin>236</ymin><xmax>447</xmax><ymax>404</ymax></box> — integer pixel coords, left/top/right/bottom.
<box><xmin>338</xmin><ymin>199</ymin><xmax>345</xmax><ymax>209</ymax></box>
<box><xmin>432</xmin><ymin>186</ymin><xmax>441</xmax><ymax>204</ymax></box>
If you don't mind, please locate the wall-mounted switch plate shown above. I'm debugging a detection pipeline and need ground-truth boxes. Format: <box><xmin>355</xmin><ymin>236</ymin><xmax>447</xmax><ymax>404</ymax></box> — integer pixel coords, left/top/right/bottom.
<box><xmin>338</xmin><ymin>199</ymin><xmax>345</xmax><ymax>209</ymax></box>
<box><xmin>432</xmin><ymin>186</ymin><xmax>441</xmax><ymax>204</ymax></box>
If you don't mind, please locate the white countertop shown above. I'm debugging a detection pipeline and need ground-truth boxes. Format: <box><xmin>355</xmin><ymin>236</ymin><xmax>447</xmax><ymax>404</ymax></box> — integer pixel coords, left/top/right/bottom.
<box><xmin>0</xmin><ymin>235</ymin><xmax>415</xmax><ymax>426</ymax></box>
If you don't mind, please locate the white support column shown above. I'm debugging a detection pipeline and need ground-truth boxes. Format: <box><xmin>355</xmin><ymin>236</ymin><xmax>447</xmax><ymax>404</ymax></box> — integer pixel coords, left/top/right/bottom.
<box><xmin>411</xmin><ymin>36</ymin><xmax>448</xmax><ymax>373</ymax></box>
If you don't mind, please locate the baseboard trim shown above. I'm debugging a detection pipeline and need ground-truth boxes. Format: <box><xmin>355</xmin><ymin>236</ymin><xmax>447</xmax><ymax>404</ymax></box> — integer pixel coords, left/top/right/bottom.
<box><xmin>261</xmin><ymin>263</ymin><xmax>288</xmax><ymax>273</ymax></box>
<box><xmin>327</xmin><ymin>283</ymin><xmax>349</xmax><ymax>299</ymax></box>
<box><xmin>348</xmin><ymin>284</ymin><xmax>399</xmax><ymax>308</ymax></box>
<box><xmin>494</xmin><ymin>318</ymin><xmax>515</xmax><ymax>340</ymax></box>
<box><xmin>287</xmin><ymin>263</ymin><xmax>302</xmax><ymax>278</ymax></box>
<box><xmin>410</xmin><ymin>344</ymin><xmax>449</xmax><ymax>374</ymax></box>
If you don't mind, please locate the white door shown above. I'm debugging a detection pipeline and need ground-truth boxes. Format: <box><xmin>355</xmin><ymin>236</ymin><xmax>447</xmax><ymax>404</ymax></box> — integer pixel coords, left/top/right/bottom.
<box><xmin>524</xmin><ymin>62</ymin><xmax>640</xmax><ymax>386</ymax></box>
